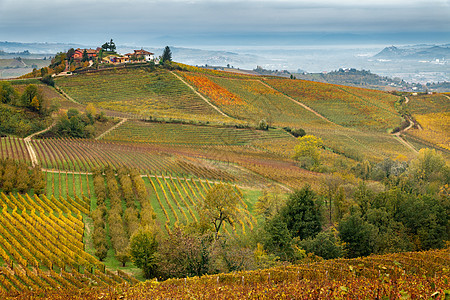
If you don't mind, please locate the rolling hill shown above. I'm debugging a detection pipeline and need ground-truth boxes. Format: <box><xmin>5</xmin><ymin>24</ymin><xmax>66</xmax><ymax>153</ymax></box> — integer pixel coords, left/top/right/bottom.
<box><xmin>0</xmin><ymin>61</ymin><xmax>448</xmax><ymax>298</ymax></box>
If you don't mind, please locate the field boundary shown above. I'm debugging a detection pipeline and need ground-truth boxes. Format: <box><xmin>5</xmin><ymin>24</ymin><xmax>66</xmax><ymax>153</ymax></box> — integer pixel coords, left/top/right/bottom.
<box><xmin>170</xmin><ymin>71</ymin><xmax>234</xmax><ymax>119</ymax></box>
<box><xmin>96</xmin><ymin>118</ymin><xmax>128</xmax><ymax>140</ymax></box>
<box><xmin>259</xmin><ymin>79</ymin><xmax>334</xmax><ymax>124</ymax></box>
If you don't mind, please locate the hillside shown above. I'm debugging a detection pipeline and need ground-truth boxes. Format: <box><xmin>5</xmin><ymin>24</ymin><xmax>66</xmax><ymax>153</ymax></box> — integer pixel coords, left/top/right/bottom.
<box><xmin>0</xmin><ymin>62</ymin><xmax>448</xmax><ymax>298</ymax></box>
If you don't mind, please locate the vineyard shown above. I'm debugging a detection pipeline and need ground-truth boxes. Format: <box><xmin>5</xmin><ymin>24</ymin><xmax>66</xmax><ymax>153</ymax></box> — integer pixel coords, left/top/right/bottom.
<box><xmin>403</xmin><ymin>94</ymin><xmax>450</xmax><ymax>153</ymax></box>
<box><xmin>54</xmin><ymin>68</ymin><xmax>232</xmax><ymax>123</ymax></box>
<box><xmin>263</xmin><ymin>78</ymin><xmax>403</xmax><ymax>132</ymax></box>
<box><xmin>143</xmin><ymin>176</ymin><xmax>257</xmax><ymax>235</ymax></box>
<box><xmin>102</xmin><ymin>120</ymin><xmax>294</xmax><ymax>146</ymax></box>
<box><xmin>7</xmin><ymin>248</ymin><xmax>449</xmax><ymax>299</ymax></box>
<box><xmin>0</xmin><ymin>193</ymin><xmax>137</xmax><ymax>295</ymax></box>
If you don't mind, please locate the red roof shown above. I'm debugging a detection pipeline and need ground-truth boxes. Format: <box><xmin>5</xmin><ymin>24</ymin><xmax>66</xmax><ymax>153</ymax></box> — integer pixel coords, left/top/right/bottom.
<box><xmin>134</xmin><ymin>49</ymin><xmax>154</xmax><ymax>55</ymax></box>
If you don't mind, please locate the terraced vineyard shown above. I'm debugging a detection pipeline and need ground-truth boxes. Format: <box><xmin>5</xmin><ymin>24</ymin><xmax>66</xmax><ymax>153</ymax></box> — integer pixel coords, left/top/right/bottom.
<box><xmin>55</xmin><ymin>69</ymin><xmax>231</xmax><ymax>123</ymax></box>
<box><xmin>102</xmin><ymin>120</ymin><xmax>294</xmax><ymax>146</ymax></box>
<box><xmin>0</xmin><ymin>193</ymin><xmax>137</xmax><ymax>294</ymax></box>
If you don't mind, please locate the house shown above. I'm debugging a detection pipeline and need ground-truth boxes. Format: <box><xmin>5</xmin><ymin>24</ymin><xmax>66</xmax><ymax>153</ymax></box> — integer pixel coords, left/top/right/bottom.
<box><xmin>130</xmin><ymin>49</ymin><xmax>154</xmax><ymax>61</ymax></box>
<box><xmin>109</xmin><ymin>55</ymin><xmax>130</xmax><ymax>64</ymax></box>
<box><xmin>73</xmin><ymin>48</ymin><xmax>100</xmax><ymax>60</ymax></box>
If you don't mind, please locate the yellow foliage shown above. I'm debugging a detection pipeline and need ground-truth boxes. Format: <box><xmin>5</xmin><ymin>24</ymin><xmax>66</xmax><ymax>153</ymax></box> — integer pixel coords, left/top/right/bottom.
<box><xmin>30</xmin><ymin>95</ymin><xmax>40</xmax><ymax>111</ymax></box>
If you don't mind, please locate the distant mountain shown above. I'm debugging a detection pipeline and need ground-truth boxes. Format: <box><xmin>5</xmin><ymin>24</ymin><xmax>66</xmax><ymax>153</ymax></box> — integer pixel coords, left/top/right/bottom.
<box><xmin>374</xmin><ymin>45</ymin><xmax>450</xmax><ymax>60</ymax></box>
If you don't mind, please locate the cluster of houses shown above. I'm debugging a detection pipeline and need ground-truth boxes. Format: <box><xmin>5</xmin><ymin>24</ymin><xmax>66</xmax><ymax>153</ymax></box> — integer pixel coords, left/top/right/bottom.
<box><xmin>72</xmin><ymin>48</ymin><xmax>155</xmax><ymax>64</ymax></box>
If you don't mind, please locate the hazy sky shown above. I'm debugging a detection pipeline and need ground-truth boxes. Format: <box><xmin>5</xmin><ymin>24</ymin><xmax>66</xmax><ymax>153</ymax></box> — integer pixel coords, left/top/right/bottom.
<box><xmin>0</xmin><ymin>0</ymin><xmax>449</xmax><ymax>46</ymax></box>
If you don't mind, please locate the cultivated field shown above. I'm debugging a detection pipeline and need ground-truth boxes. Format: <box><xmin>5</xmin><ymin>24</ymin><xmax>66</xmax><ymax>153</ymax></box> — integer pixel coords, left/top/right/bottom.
<box><xmin>55</xmin><ymin>69</ymin><xmax>232</xmax><ymax>123</ymax></box>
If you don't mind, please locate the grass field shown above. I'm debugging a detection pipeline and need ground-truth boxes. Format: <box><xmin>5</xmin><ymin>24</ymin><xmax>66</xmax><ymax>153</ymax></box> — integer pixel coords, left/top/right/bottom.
<box><xmin>55</xmin><ymin>68</ymin><xmax>231</xmax><ymax>123</ymax></box>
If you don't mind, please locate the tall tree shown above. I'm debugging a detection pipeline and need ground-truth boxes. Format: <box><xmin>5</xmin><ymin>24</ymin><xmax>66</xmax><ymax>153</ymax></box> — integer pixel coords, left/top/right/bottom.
<box><xmin>161</xmin><ymin>46</ymin><xmax>172</xmax><ymax>63</ymax></box>
<box><xmin>129</xmin><ymin>228</ymin><xmax>158</xmax><ymax>279</ymax></box>
<box><xmin>109</xmin><ymin>39</ymin><xmax>116</xmax><ymax>52</ymax></box>
<box><xmin>199</xmin><ymin>183</ymin><xmax>240</xmax><ymax>239</ymax></box>
<box><xmin>81</xmin><ymin>49</ymin><xmax>89</xmax><ymax>62</ymax></box>
<box><xmin>280</xmin><ymin>185</ymin><xmax>323</xmax><ymax>240</ymax></box>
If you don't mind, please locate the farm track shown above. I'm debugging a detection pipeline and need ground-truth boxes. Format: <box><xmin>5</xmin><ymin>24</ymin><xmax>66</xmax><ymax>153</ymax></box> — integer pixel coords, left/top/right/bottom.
<box><xmin>24</xmin><ymin>121</ymin><xmax>56</xmax><ymax>167</ymax></box>
<box><xmin>260</xmin><ymin>79</ymin><xmax>418</xmax><ymax>157</ymax></box>
<box><xmin>393</xmin><ymin>97</ymin><xmax>418</xmax><ymax>154</ymax></box>
<box><xmin>258</xmin><ymin>80</ymin><xmax>334</xmax><ymax>124</ymax></box>
<box><xmin>170</xmin><ymin>71</ymin><xmax>233</xmax><ymax>119</ymax></box>
<box><xmin>96</xmin><ymin>118</ymin><xmax>128</xmax><ymax>140</ymax></box>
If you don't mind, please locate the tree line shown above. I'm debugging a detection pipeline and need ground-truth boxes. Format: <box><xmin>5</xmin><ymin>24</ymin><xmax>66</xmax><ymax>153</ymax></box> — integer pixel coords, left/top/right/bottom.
<box><xmin>0</xmin><ymin>159</ymin><xmax>46</xmax><ymax>194</ymax></box>
<box><xmin>117</xmin><ymin>147</ymin><xmax>449</xmax><ymax>280</ymax></box>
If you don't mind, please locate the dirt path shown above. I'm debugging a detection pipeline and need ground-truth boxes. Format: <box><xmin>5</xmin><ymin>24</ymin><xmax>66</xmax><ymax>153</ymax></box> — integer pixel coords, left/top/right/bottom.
<box><xmin>170</xmin><ymin>71</ymin><xmax>233</xmax><ymax>119</ymax></box>
<box><xmin>259</xmin><ymin>80</ymin><xmax>334</xmax><ymax>124</ymax></box>
<box><xmin>95</xmin><ymin>118</ymin><xmax>128</xmax><ymax>140</ymax></box>
<box><xmin>54</xmin><ymin>84</ymin><xmax>82</xmax><ymax>104</ymax></box>
<box><xmin>24</xmin><ymin>121</ymin><xmax>57</xmax><ymax>167</ymax></box>
<box><xmin>392</xmin><ymin>97</ymin><xmax>418</xmax><ymax>154</ymax></box>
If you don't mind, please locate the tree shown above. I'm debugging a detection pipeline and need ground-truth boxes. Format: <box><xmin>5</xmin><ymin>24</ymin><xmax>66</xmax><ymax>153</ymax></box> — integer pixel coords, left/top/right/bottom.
<box><xmin>85</xmin><ymin>103</ymin><xmax>97</xmax><ymax>117</ymax></box>
<box><xmin>66</xmin><ymin>48</ymin><xmax>75</xmax><ymax>61</ymax></box>
<box><xmin>20</xmin><ymin>84</ymin><xmax>41</xmax><ymax>108</ymax></box>
<box><xmin>279</xmin><ymin>186</ymin><xmax>323</xmax><ymax>240</ymax></box>
<box><xmin>82</xmin><ymin>49</ymin><xmax>88</xmax><ymax>62</ymax></box>
<box><xmin>263</xmin><ymin>214</ymin><xmax>293</xmax><ymax>261</ymax></box>
<box><xmin>409</xmin><ymin>148</ymin><xmax>447</xmax><ymax>183</ymax></box>
<box><xmin>109</xmin><ymin>39</ymin><xmax>116</xmax><ymax>52</ymax></box>
<box><xmin>129</xmin><ymin>228</ymin><xmax>158</xmax><ymax>279</ymax></box>
<box><xmin>254</xmin><ymin>190</ymin><xmax>285</xmax><ymax>220</ymax></box>
<box><xmin>101</xmin><ymin>43</ymin><xmax>109</xmax><ymax>51</ymax></box>
<box><xmin>161</xmin><ymin>46</ymin><xmax>172</xmax><ymax>63</ymax></box>
<box><xmin>297</xmin><ymin>228</ymin><xmax>344</xmax><ymax>259</ymax></box>
<box><xmin>0</xmin><ymin>81</ymin><xmax>17</xmax><ymax>104</ymax></box>
<box><xmin>157</xmin><ymin>227</ymin><xmax>210</xmax><ymax>279</ymax></box>
<box><xmin>199</xmin><ymin>183</ymin><xmax>240</xmax><ymax>239</ymax></box>
<box><xmin>257</xmin><ymin>119</ymin><xmax>269</xmax><ymax>131</ymax></box>
<box><xmin>293</xmin><ymin>134</ymin><xmax>323</xmax><ymax>167</ymax></box>
<box><xmin>338</xmin><ymin>208</ymin><xmax>378</xmax><ymax>258</ymax></box>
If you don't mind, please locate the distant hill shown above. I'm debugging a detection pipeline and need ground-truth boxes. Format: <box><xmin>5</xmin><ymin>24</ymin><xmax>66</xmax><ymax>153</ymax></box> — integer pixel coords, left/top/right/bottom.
<box><xmin>374</xmin><ymin>44</ymin><xmax>450</xmax><ymax>60</ymax></box>
<box><xmin>0</xmin><ymin>41</ymin><xmax>86</xmax><ymax>54</ymax></box>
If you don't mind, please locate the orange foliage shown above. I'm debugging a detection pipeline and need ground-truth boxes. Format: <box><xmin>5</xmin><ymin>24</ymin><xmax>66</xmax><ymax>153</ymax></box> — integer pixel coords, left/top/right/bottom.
<box><xmin>182</xmin><ymin>73</ymin><xmax>245</xmax><ymax>106</ymax></box>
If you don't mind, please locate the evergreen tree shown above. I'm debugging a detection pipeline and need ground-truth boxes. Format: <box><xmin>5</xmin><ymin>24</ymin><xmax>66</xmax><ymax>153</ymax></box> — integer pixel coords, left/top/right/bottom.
<box><xmin>161</xmin><ymin>46</ymin><xmax>172</xmax><ymax>63</ymax></box>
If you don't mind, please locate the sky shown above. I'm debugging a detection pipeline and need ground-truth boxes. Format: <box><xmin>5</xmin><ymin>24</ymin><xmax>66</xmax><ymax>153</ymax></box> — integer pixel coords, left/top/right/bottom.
<box><xmin>0</xmin><ymin>0</ymin><xmax>449</xmax><ymax>47</ymax></box>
